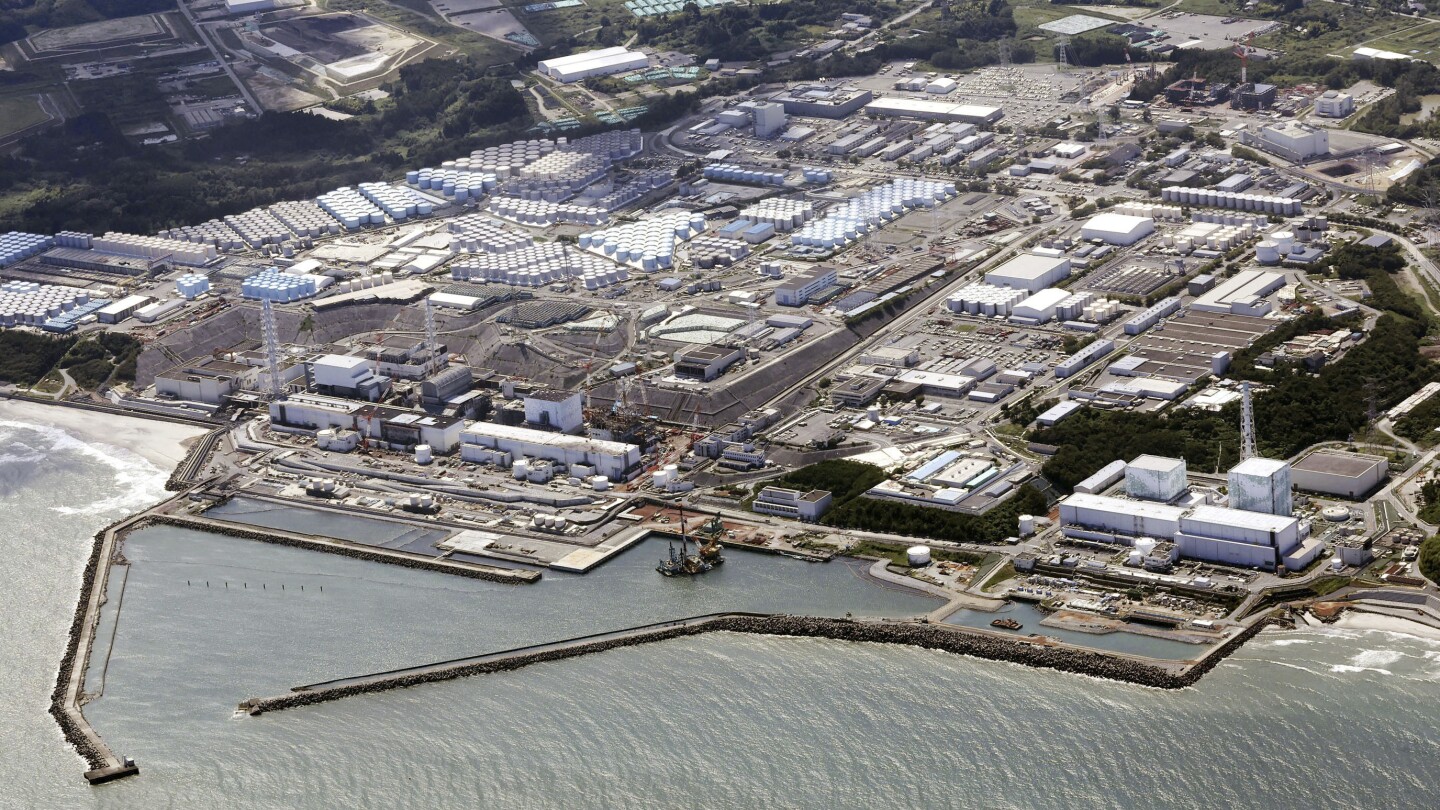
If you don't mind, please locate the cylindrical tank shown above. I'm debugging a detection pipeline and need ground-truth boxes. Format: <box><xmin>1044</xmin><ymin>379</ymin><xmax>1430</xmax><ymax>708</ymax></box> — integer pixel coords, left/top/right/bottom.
<box><xmin>512</xmin><ymin>460</ymin><xmax>529</xmax><ymax>480</ymax></box>
<box><xmin>1018</xmin><ymin>515</ymin><xmax>1035</xmax><ymax>536</ymax></box>
<box><xmin>907</xmin><ymin>545</ymin><xmax>931</xmax><ymax>567</ymax></box>
<box><xmin>415</xmin><ymin>444</ymin><xmax>433</xmax><ymax>465</ymax></box>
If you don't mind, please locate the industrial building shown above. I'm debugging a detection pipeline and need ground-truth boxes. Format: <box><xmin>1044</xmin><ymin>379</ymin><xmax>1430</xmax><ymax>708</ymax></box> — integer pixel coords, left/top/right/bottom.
<box><xmin>1313</xmin><ymin>90</ymin><xmax>1355</xmax><ymax>118</ymax></box>
<box><xmin>772</xmin><ymin>85</ymin><xmax>874</xmax><ymax>118</ymax></box>
<box><xmin>752</xmin><ymin>487</ymin><xmax>833</xmax><ymax>522</ymax></box>
<box><xmin>524</xmin><ymin>390</ymin><xmax>584</xmax><ymax>434</ymax></box>
<box><xmin>1126</xmin><ymin>455</ymin><xmax>1188</xmax><ymax>502</ymax></box>
<box><xmin>154</xmin><ymin>360</ymin><xmax>249</xmax><ymax>405</ymax></box>
<box><xmin>224</xmin><ymin>0</ymin><xmax>275</xmax><ymax>15</ymax></box>
<box><xmin>1228</xmin><ymin>456</ymin><xmax>1293</xmax><ymax>516</ymax></box>
<box><xmin>1080</xmin><ymin>213</ymin><xmax>1155</xmax><ymax>246</ymax></box>
<box><xmin>1291</xmin><ymin>451</ymin><xmax>1388</xmax><ymax>498</ymax></box>
<box><xmin>753</xmin><ymin>103</ymin><xmax>788</xmax><ymax>138</ymax></box>
<box><xmin>458</xmin><ymin>422</ymin><xmax>641</xmax><ymax>481</ymax></box>
<box><xmin>775</xmin><ymin>265</ymin><xmax>838</xmax><ymax>306</ymax></box>
<box><xmin>1245</xmin><ymin>121</ymin><xmax>1329</xmax><ymax>162</ymax></box>
<box><xmin>96</xmin><ymin>295</ymin><xmax>153</xmax><ymax>324</ymax></box>
<box><xmin>538</xmin><ymin>47</ymin><xmax>649</xmax><ymax>83</ymax></box>
<box><xmin>1230</xmin><ymin>82</ymin><xmax>1278</xmax><ymax>111</ymax></box>
<box><xmin>1189</xmin><ymin>270</ymin><xmax>1285</xmax><ymax>316</ymax></box>
<box><xmin>861</xmin><ymin>97</ymin><xmax>1004</xmax><ymax>125</ymax></box>
<box><xmin>674</xmin><ymin>345</ymin><xmax>745</xmax><ymax>382</ymax></box>
<box><xmin>1058</xmin><ymin>491</ymin><xmax>1318</xmax><ymax>570</ymax></box>
<box><xmin>985</xmin><ymin>254</ymin><xmax>1071</xmax><ymax>293</ymax></box>
<box><xmin>308</xmin><ymin>354</ymin><xmax>391</xmax><ymax>401</ymax></box>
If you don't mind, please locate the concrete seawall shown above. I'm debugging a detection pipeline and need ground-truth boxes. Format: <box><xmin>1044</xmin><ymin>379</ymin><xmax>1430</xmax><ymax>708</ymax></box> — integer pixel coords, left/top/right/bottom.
<box><xmin>241</xmin><ymin>612</ymin><xmax>1273</xmax><ymax>716</ymax></box>
<box><xmin>146</xmin><ymin>515</ymin><xmax>540</xmax><ymax>584</ymax></box>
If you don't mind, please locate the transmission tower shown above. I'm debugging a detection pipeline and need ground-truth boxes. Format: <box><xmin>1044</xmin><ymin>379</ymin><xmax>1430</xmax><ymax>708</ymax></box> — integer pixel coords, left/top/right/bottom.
<box><xmin>1056</xmin><ymin>38</ymin><xmax>1070</xmax><ymax>72</ymax></box>
<box><xmin>261</xmin><ymin>298</ymin><xmax>284</xmax><ymax>398</ymax></box>
<box><xmin>1239</xmin><ymin>381</ymin><xmax>1257</xmax><ymax>461</ymax></box>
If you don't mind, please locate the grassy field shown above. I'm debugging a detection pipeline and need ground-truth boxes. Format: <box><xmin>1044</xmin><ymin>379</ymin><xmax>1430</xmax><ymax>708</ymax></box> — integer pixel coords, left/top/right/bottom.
<box><xmin>1365</xmin><ymin>20</ymin><xmax>1440</xmax><ymax>63</ymax></box>
<box><xmin>0</xmin><ymin>96</ymin><xmax>53</xmax><ymax>137</ymax></box>
<box><xmin>513</xmin><ymin>0</ymin><xmax>633</xmax><ymax>48</ymax></box>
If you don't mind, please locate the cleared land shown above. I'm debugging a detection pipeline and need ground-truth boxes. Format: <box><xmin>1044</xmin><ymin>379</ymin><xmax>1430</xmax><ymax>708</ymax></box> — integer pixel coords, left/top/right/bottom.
<box><xmin>0</xmin><ymin>96</ymin><xmax>54</xmax><ymax>138</ymax></box>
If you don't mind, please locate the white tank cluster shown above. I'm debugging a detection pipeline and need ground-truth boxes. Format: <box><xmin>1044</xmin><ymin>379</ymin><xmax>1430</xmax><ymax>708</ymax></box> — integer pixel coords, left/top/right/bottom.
<box><xmin>358</xmin><ymin>182</ymin><xmax>434</xmax><ymax>221</ymax></box>
<box><xmin>407</xmin><ymin>166</ymin><xmax>499</xmax><ymax>202</ymax></box>
<box><xmin>176</xmin><ymin>273</ymin><xmax>211</xmax><ymax>300</ymax></box>
<box><xmin>405</xmin><ymin>492</ymin><xmax>436</xmax><ymax>510</ymax></box>
<box><xmin>241</xmin><ymin>267</ymin><xmax>332</xmax><ymax>301</ymax></box>
<box><xmin>506</xmin><ymin>151</ymin><xmax>609</xmax><ymax>199</ymax></box>
<box><xmin>161</xmin><ymin>219</ymin><xmax>244</xmax><ymax>250</ymax></box>
<box><xmin>688</xmin><ymin>235</ymin><xmax>751</xmax><ymax>268</ymax></box>
<box><xmin>802</xmin><ymin>167</ymin><xmax>832</xmax><ymax>184</ymax></box>
<box><xmin>560</xmin><ymin>129</ymin><xmax>644</xmax><ymax>162</ymax></box>
<box><xmin>0</xmin><ymin>280</ymin><xmax>91</xmax><ymax>328</ymax></box>
<box><xmin>1190</xmin><ymin>211</ymin><xmax>1268</xmax><ymax>229</ymax></box>
<box><xmin>791</xmin><ymin>178</ymin><xmax>956</xmax><ymax>249</ymax></box>
<box><xmin>332</xmin><ymin>271</ymin><xmax>396</xmax><ymax>294</ymax></box>
<box><xmin>93</xmin><ymin>232</ymin><xmax>217</xmax><ymax>267</ymax></box>
<box><xmin>1160</xmin><ymin>186</ymin><xmax>1303</xmax><ymax>215</ymax></box>
<box><xmin>946</xmin><ymin>282</ymin><xmax>1029</xmax><ymax>316</ymax></box>
<box><xmin>0</xmin><ymin>232</ymin><xmax>55</xmax><ymax>267</ymax></box>
<box><xmin>487</xmin><ymin>197</ymin><xmax>609</xmax><ymax>227</ymax></box>
<box><xmin>651</xmin><ymin>463</ymin><xmax>681</xmax><ymax>488</ymax></box>
<box><xmin>1081</xmin><ymin>298</ymin><xmax>1120</xmax><ymax>323</ymax></box>
<box><xmin>464</xmin><ymin>139</ymin><xmax>557</xmax><ymax>179</ymax></box>
<box><xmin>579</xmin><ymin>212</ymin><xmax>706</xmax><ymax>271</ymax></box>
<box><xmin>703</xmin><ymin>163</ymin><xmax>787</xmax><ymax>186</ymax></box>
<box><xmin>55</xmin><ymin>231</ymin><xmax>92</xmax><ymax>249</ymax></box>
<box><xmin>1112</xmin><ymin>202</ymin><xmax>1184</xmax><ymax>222</ymax></box>
<box><xmin>738</xmin><ymin>198</ymin><xmax>814</xmax><ymax>232</ymax></box>
<box><xmin>1256</xmin><ymin>229</ymin><xmax>1310</xmax><ymax>265</ymax></box>
<box><xmin>529</xmin><ymin>513</ymin><xmax>571</xmax><ymax>532</ymax></box>
<box><xmin>317</xmin><ymin>187</ymin><xmax>387</xmax><ymax>230</ymax></box>
<box><xmin>1165</xmin><ymin>221</ymin><xmax>1257</xmax><ymax>255</ymax></box>
<box><xmin>269</xmin><ymin>200</ymin><xmax>344</xmax><ymax>239</ymax></box>
<box><xmin>446</xmin><ymin>215</ymin><xmax>533</xmax><ymax>254</ymax></box>
<box><xmin>450</xmin><ymin>243</ymin><xmax>625</xmax><ymax>288</ymax></box>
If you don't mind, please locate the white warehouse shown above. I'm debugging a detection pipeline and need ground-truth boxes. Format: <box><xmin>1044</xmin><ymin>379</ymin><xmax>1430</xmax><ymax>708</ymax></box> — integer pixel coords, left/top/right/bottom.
<box><xmin>985</xmin><ymin>254</ymin><xmax>1071</xmax><ymax>293</ymax></box>
<box><xmin>1081</xmin><ymin>213</ymin><xmax>1155</xmax><ymax>246</ymax></box>
<box><xmin>538</xmin><ymin>47</ymin><xmax>649</xmax><ymax>83</ymax></box>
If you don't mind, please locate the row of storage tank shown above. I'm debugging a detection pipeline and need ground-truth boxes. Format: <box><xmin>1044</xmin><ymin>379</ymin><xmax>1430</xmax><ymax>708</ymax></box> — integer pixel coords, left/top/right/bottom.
<box><xmin>317</xmin><ymin>188</ymin><xmax>386</xmax><ymax>230</ymax></box>
<box><xmin>332</xmin><ymin>271</ymin><xmax>398</xmax><ymax>294</ymax></box>
<box><xmin>703</xmin><ymin>163</ymin><xmax>787</xmax><ymax>186</ymax></box>
<box><xmin>95</xmin><ymin>232</ymin><xmax>217</xmax><ymax>266</ymax></box>
<box><xmin>578</xmin><ymin>213</ymin><xmax>705</xmax><ymax>270</ymax></box>
<box><xmin>946</xmin><ymin>282</ymin><xmax>1029</xmax><ymax>316</ymax></box>
<box><xmin>1162</xmin><ymin>224</ymin><xmax>1256</xmax><ymax>253</ymax></box>
<box><xmin>1111</xmin><ymin>202</ymin><xmax>1184</xmax><ymax>222</ymax></box>
<box><xmin>1255</xmin><ymin>229</ymin><xmax>1313</xmax><ymax>264</ymax></box>
<box><xmin>802</xmin><ymin>167</ymin><xmax>832</xmax><ymax>183</ymax></box>
<box><xmin>738</xmin><ymin>199</ymin><xmax>814</xmax><ymax>231</ymax></box>
<box><xmin>406</xmin><ymin>168</ymin><xmax>499</xmax><ymax>202</ymax></box>
<box><xmin>241</xmin><ymin>268</ymin><xmax>334</xmax><ymax>302</ymax></box>
<box><xmin>0</xmin><ymin>231</ymin><xmax>54</xmax><ymax>267</ymax></box>
<box><xmin>270</xmin><ymin>200</ymin><xmax>345</xmax><ymax>239</ymax></box>
<box><xmin>1160</xmin><ymin>186</ymin><xmax>1303</xmax><ymax>215</ymax></box>
<box><xmin>487</xmin><ymin>197</ymin><xmax>610</xmax><ymax>227</ymax></box>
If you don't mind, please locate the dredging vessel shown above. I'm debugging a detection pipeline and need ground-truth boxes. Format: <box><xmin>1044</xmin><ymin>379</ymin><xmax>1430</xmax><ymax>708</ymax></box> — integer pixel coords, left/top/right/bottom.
<box><xmin>657</xmin><ymin>506</ymin><xmax>721</xmax><ymax>576</ymax></box>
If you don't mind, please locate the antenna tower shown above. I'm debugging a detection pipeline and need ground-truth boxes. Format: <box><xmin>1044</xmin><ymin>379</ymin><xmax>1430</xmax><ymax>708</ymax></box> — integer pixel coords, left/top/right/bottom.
<box><xmin>1240</xmin><ymin>381</ymin><xmax>1257</xmax><ymax>461</ymax></box>
<box><xmin>261</xmin><ymin>298</ymin><xmax>284</xmax><ymax>398</ymax></box>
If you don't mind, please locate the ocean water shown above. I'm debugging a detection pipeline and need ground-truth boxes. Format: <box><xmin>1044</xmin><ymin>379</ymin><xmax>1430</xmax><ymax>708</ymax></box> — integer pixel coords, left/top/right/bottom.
<box><xmin>5</xmin><ymin>415</ymin><xmax>1440</xmax><ymax>809</ymax></box>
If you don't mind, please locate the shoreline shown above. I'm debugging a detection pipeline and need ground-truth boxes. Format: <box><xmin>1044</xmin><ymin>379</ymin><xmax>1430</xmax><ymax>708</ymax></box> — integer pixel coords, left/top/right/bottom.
<box><xmin>0</xmin><ymin>398</ymin><xmax>208</xmax><ymax>471</ymax></box>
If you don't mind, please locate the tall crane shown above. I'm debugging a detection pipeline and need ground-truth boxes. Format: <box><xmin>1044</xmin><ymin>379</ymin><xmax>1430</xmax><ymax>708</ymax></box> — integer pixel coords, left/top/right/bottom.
<box><xmin>1240</xmin><ymin>381</ymin><xmax>1257</xmax><ymax>461</ymax></box>
<box><xmin>261</xmin><ymin>298</ymin><xmax>283</xmax><ymax>398</ymax></box>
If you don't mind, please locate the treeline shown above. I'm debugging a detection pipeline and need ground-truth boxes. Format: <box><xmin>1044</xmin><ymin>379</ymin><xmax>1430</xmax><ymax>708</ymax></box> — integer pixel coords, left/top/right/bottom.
<box><xmin>762</xmin><ymin>458</ymin><xmax>1050</xmax><ymax>544</ymax></box>
<box><xmin>0</xmin><ymin>331</ymin><xmax>76</xmax><ymax>385</ymax></box>
<box><xmin>1035</xmin><ymin>241</ymin><xmax>1438</xmax><ymax>492</ymax></box>
<box><xmin>634</xmin><ymin>0</ymin><xmax>899</xmax><ymax>62</ymax></box>
<box><xmin>59</xmin><ymin>332</ymin><xmax>142</xmax><ymax>388</ymax></box>
<box><xmin>0</xmin><ymin>58</ymin><xmax>532</xmax><ymax>235</ymax></box>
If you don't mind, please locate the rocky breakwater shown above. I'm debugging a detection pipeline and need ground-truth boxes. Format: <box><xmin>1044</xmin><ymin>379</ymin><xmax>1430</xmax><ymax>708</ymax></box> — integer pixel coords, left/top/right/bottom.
<box><xmin>240</xmin><ymin>613</ymin><xmax>1273</xmax><ymax>717</ymax></box>
<box><xmin>50</xmin><ymin>515</ymin><xmax>137</xmax><ymax>772</ymax></box>
<box><xmin>146</xmin><ymin>514</ymin><xmax>539</xmax><ymax>584</ymax></box>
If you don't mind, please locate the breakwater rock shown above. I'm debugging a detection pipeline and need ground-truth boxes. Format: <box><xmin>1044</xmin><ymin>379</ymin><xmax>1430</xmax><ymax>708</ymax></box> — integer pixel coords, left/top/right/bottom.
<box><xmin>241</xmin><ymin>613</ymin><xmax>1272</xmax><ymax>716</ymax></box>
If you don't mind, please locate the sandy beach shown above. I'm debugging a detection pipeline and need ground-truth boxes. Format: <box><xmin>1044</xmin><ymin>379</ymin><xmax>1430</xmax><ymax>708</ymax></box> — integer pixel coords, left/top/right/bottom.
<box><xmin>1331</xmin><ymin>610</ymin><xmax>1440</xmax><ymax>642</ymax></box>
<box><xmin>0</xmin><ymin>399</ymin><xmax>206</xmax><ymax>472</ymax></box>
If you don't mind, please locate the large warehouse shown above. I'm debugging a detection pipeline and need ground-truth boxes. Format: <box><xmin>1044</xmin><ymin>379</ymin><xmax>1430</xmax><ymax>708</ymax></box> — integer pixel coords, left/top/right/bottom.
<box><xmin>985</xmin><ymin>254</ymin><xmax>1071</xmax><ymax>293</ymax></box>
<box><xmin>861</xmin><ymin>97</ymin><xmax>1004</xmax><ymax>125</ymax></box>
<box><xmin>538</xmin><ymin>47</ymin><xmax>649</xmax><ymax>83</ymax></box>
<box><xmin>1081</xmin><ymin>213</ymin><xmax>1155</xmax><ymax>246</ymax></box>
<box><xmin>1291</xmin><ymin>450</ymin><xmax>1388</xmax><ymax>498</ymax></box>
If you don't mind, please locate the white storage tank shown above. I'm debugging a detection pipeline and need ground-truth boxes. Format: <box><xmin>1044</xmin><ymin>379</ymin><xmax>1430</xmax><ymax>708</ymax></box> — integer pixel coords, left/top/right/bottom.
<box><xmin>1018</xmin><ymin>514</ymin><xmax>1035</xmax><ymax>536</ymax></box>
<box><xmin>907</xmin><ymin>545</ymin><xmax>932</xmax><ymax>567</ymax></box>
<box><xmin>415</xmin><ymin>444</ymin><xmax>433</xmax><ymax>465</ymax></box>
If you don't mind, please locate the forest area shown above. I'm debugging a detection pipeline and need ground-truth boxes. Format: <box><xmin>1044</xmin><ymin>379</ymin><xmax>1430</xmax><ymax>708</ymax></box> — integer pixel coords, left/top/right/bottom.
<box><xmin>1036</xmin><ymin>241</ymin><xmax>1438</xmax><ymax>493</ymax></box>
